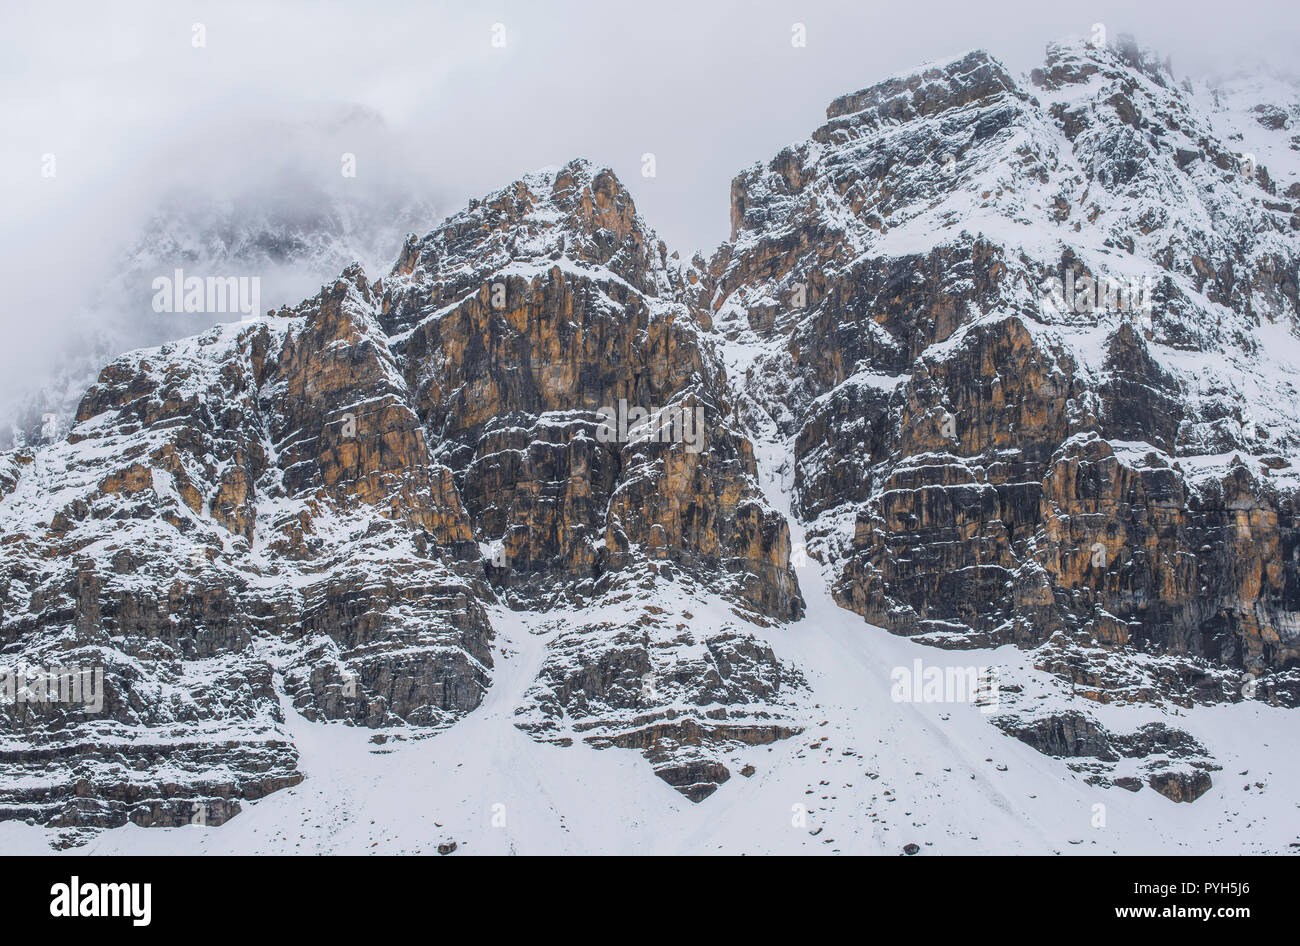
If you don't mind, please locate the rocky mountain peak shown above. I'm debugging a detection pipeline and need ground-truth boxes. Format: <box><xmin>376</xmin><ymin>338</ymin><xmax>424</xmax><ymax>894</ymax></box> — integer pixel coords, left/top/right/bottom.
<box><xmin>382</xmin><ymin>159</ymin><xmax>676</xmax><ymax>338</ymax></box>
<box><xmin>824</xmin><ymin>49</ymin><xmax>1023</xmax><ymax>124</ymax></box>
<box><xmin>1033</xmin><ymin>35</ymin><xmax>1175</xmax><ymax>92</ymax></box>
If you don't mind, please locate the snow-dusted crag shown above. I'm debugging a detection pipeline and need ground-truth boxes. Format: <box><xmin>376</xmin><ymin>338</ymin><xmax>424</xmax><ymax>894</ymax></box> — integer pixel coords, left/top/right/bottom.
<box><xmin>0</xmin><ymin>271</ymin><xmax>494</xmax><ymax>838</ymax></box>
<box><xmin>709</xmin><ymin>38</ymin><xmax>1300</xmax><ymax>797</ymax></box>
<box><xmin>0</xmin><ymin>160</ymin><xmax>805</xmax><ymax>833</ymax></box>
<box><xmin>2</xmin><ymin>36</ymin><xmax>1299</xmax><ymax>846</ymax></box>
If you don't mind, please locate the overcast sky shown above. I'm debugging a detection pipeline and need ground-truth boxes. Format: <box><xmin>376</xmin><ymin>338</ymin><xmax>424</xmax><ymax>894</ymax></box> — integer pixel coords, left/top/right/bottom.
<box><xmin>2</xmin><ymin>0</ymin><xmax>1297</xmax><ymax>408</ymax></box>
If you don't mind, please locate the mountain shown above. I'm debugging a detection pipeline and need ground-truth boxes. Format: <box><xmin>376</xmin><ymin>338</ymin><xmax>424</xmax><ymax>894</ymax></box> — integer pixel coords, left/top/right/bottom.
<box><xmin>712</xmin><ymin>39</ymin><xmax>1300</xmax><ymax>793</ymax></box>
<box><xmin>2</xmin><ymin>36</ymin><xmax>1298</xmax><ymax>853</ymax></box>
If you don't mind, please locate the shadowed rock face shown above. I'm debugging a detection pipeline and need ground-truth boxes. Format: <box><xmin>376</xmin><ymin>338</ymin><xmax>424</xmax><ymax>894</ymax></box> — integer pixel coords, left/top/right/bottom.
<box><xmin>992</xmin><ymin>711</ymin><xmax>1218</xmax><ymax>802</ymax></box>
<box><xmin>514</xmin><ymin>602</ymin><xmax>806</xmax><ymax>802</ymax></box>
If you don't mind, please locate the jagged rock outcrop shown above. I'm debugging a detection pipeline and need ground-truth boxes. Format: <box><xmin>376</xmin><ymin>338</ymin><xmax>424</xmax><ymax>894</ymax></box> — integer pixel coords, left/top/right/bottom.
<box><xmin>514</xmin><ymin>599</ymin><xmax>805</xmax><ymax>801</ymax></box>
<box><xmin>0</xmin><ymin>268</ymin><xmax>495</xmax><ymax>836</ymax></box>
<box><xmin>371</xmin><ymin>161</ymin><xmax>806</xmax><ymax>796</ymax></box>
<box><xmin>377</xmin><ymin>161</ymin><xmax>801</xmax><ymax>621</ymax></box>
<box><xmin>993</xmin><ymin>710</ymin><xmax>1218</xmax><ymax>802</ymax></box>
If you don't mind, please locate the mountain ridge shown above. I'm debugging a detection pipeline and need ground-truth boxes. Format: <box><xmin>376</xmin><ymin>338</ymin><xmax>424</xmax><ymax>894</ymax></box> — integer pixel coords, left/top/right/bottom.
<box><xmin>2</xmin><ymin>35</ymin><xmax>1299</xmax><ymax>851</ymax></box>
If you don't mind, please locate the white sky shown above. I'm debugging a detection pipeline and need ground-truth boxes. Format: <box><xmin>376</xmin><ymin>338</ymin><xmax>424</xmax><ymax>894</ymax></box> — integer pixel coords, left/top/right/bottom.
<box><xmin>1</xmin><ymin>0</ymin><xmax>1297</xmax><ymax>406</ymax></box>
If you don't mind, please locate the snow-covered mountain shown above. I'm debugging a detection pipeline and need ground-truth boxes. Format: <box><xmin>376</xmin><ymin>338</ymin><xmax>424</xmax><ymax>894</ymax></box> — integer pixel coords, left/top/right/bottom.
<box><xmin>2</xmin><ymin>35</ymin><xmax>1299</xmax><ymax>854</ymax></box>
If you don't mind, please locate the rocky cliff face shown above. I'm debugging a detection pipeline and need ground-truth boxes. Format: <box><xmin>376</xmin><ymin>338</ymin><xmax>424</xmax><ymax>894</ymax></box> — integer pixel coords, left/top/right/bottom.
<box><xmin>0</xmin><ymin>269</ymin><xmax>496</xmax><ymax>838</ymax></box>
<box><xmin>376</xmin><ymin>162</ymin><xmax>801</xmax><ymax>620</ymax></box>
<box><xmin>695</xmin><ymin>40</ymin><xmax>1300</xmax><ymax>800</ymax></box>
<box><xmin>3</xmin><ymin>36</ymin><xmax>1300</xmax><ymax>844</ymax></box>
<box><xmin>712</xmin><ymin>42</ymin><xmax>1300</xmax><ymax>707</ymax></box>
<box><xmin>0</xmin><ymin>160</ymin><xmax>805</xmax><ymax>839</ymax></box>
